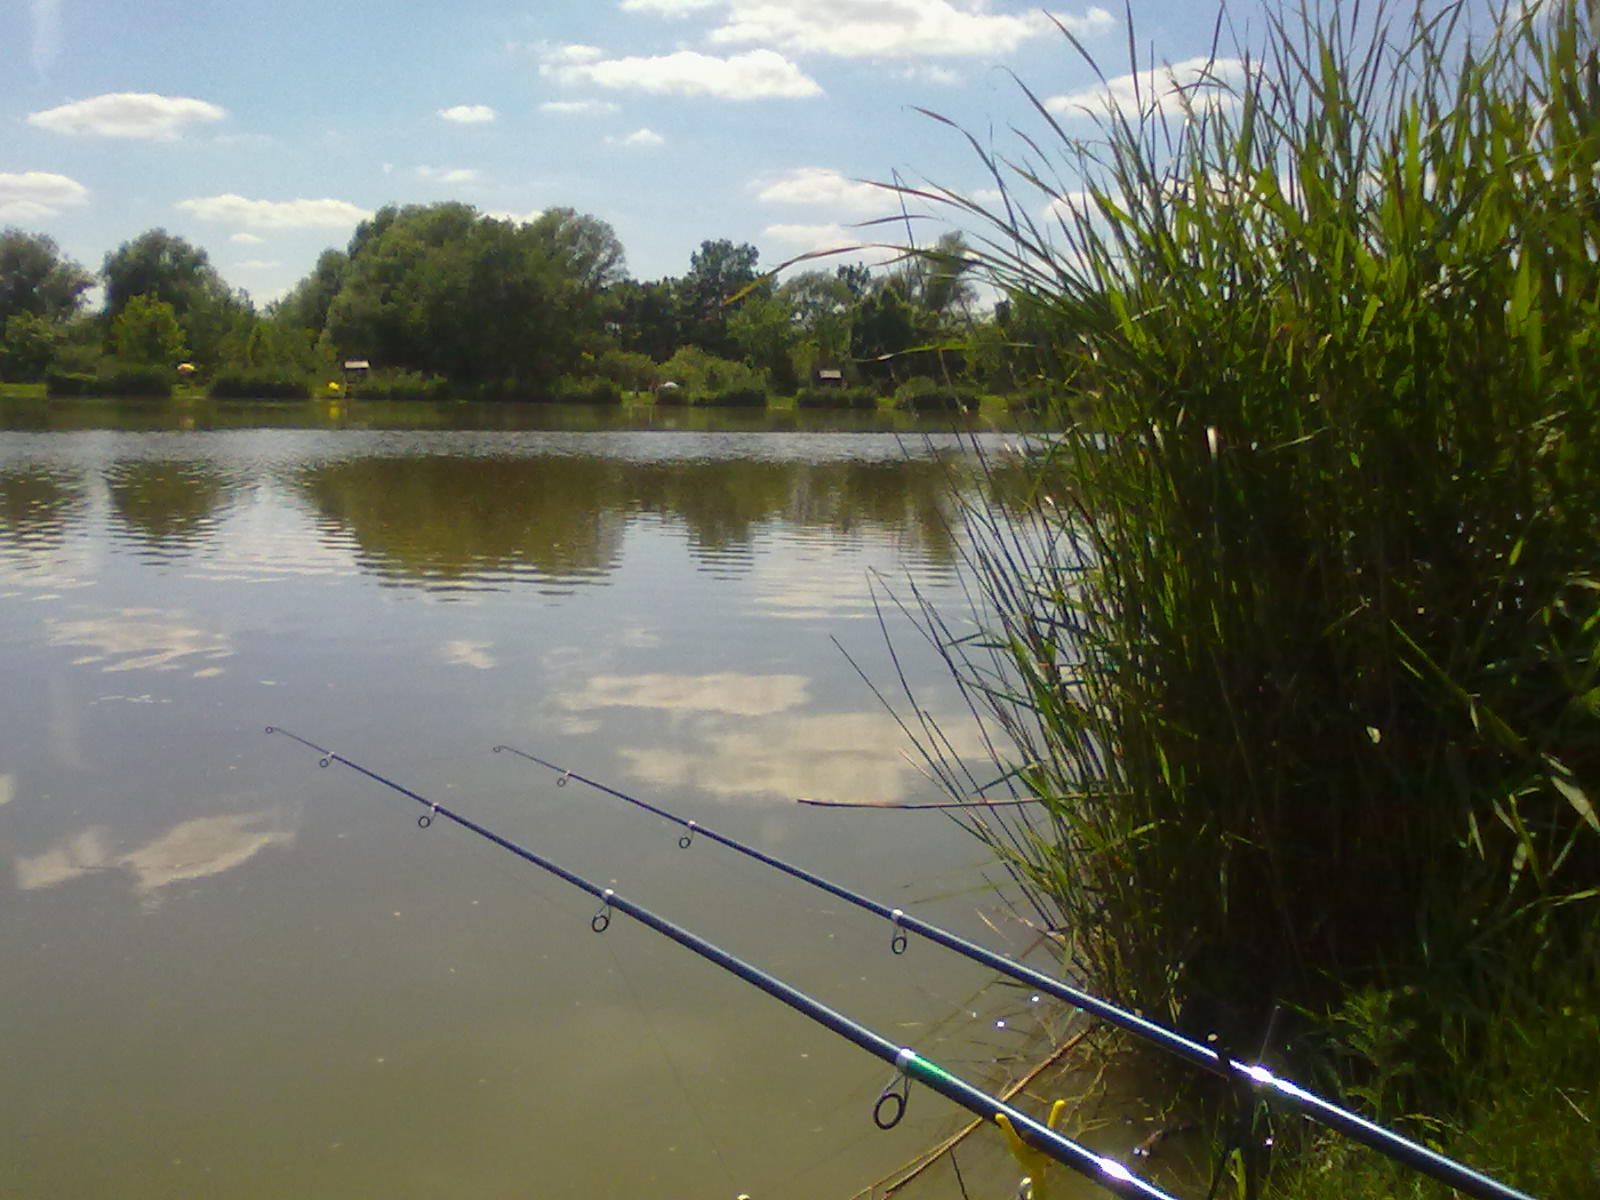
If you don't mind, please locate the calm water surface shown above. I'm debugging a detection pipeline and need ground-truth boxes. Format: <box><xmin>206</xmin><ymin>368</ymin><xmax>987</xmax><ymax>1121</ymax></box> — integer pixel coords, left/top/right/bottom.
<box><xmin>1</xmin><ymin>405</ymin><xmax>1119</xmax><ymax>1199</ymax></box>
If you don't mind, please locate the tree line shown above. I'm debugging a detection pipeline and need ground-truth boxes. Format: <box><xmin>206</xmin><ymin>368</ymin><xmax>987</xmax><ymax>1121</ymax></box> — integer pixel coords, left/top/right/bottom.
<box><xmin>1</xmin><ymin>206</ymin><xmax>1048</xmax><ymax>404</ymax></box>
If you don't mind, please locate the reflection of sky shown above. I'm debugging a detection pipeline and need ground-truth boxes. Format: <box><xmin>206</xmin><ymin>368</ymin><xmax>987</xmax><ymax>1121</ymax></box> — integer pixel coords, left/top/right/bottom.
<box><xmin>620</xmin><ymin>712</ymin><xmax>975</xmax><ymax>804</ymax></box>
<box><xmin>439</xmin><ymin>640</ymin><xmax>496</xmax><ymax>670</ymax></box>
<box><xmin>558</xmin><ymin>670</ymin><xmax>986</xmax><ymax>804</ymax></box>
<box><xmin>1</xmin><ymin>429</ymin><xmax>1010</xmax><ymax>1200</ymax></box>
<box><xmin>15</xmin><ymin>811</ymin><xmax>295</xmax><ymax>894</ymax></box>
<box><xmin>0</xmin><ymin>538</ymin><xmax>97</xmax><ymax>595</ymax></box>
<box><xmin>175</xmin><ymin>496</ymin><xmax>361</xmax><ymax>585</ymax></box>
<box><xmin>46</xmin><ymin>607</ymin><xmax>233</xmax><ymax>675</ymax></box>
<box><xmin>561</xmin><ymin>671</ymin><xmax>809</xmax><ymax>718</ymax></box>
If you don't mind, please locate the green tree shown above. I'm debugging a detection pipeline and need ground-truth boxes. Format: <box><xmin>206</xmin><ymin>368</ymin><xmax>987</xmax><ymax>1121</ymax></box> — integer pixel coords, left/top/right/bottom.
<box><xmin>217</xmin><ymin>315</ymin><xmax>322</xmax><ymax>379</ymax></box>
<box><xmin>0</xmin><ymin>228</ymin><xmax>93</xmax><ymax>324</ymax></box>
<box><xmin>679</xmin><ymin>238</ymin><xmax>761</xmax><ymax>358</ymax></box>
<box><xmin>323</xmin><ymin>202</ymin><xmax>621</xmax><ymax>392</ymax></box>
<box><xmin>110</xmin><ymin>295</ymin><xmax>188</xmax><ymax>367</ymax></box>
<box><xmin>658</xmin><ymin>345</ymin><xmax>762</xmax><ymax>396</ymax></box>
<box><xmin>728</xmin><ymin>291</ymin><xmax>799</xmax><ymax>393</ymax></box>
<box><xmin>527</xmin><ymin>208</ymin><xmax>626</xmax><ymax>292</ymax></box>
<box><xmin>0</xmin><ymin>312</ymin><xmax>64</xmax><ymax>380</ymax></box>
<box><xmin>101</xmin><ymin>230</ymin><xmax>245</xmax><ymax>367</ymax></box>
<box><xmin>850</xmin><ymin>284</ymin><xmax>916</xmax><ymax>382</ymax></box>
<box><xmin>273</xmin><ymin>248</ymin><xmax>348</xmax><ymax>335</ymax></box>
<box><xmin>835</xmin><ymin>262</ymin><xmax>872</xmax><ymax>300</ymax></box>
<box><xmin>779</xmin><ymin>269</ymin><xmax>855</xmax><ymax>378</ymax></box>
<box><xmin>916</xmin><ymin>231</ymin><xmax>977</xmax><ymax>321</ymax></box>
<box><xmin>614</xmin><ymin>279</ymin><xmax>682</xmax><ymax>361</ymax></box>
<box><xmin>591</xmin><ymin>348</ymin><xmax>660</xmax><ymax>392</ymax></box>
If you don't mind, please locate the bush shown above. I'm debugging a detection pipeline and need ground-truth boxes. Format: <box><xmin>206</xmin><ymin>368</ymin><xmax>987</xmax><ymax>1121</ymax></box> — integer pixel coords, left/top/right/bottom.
<box><xmin>796</xmin><ymin>385</ymin><xmax>878</xmax><ymax>410</ymax></box>
<box><xmin>555</xmin><ymin>376</ymin><xmax>622</xmax><ymax>405</ymax></box>
<box><xmin>1</xmin><ymin>313</ymin><xmax>62</xmax><ymax>382</ymax></box>
<box><xmin>892</xmin><ymin>377</ymin><xmax>977</xmax><ymax>413</ymax></box>
<box><xmin>697</xmin><ymin>386</ymin><xmax>768</xmax><ymax>408</ymax></box>
<box><xmin>355</xmin><ymin>369</ymin><xmax>451</xmax><ymax>402</ymax></box>
<box><xmin>209</xmin><ymin>374</ymin><xmax>311</xmax><ymax>400</ymax></box>
<box><xmin>659</xmin><ymin>345</ymin><xmax>764</xmax><ymax>395</ymax></box>
<box><xmin>101</xmin><ymin>367</ymin><xmax>174</xmax><ymax>397</ymax></box>
<box><xmin>44</xmin><ymin>371</ymin><xmax>99</xmax><ymax>397</ymax></box>
<box><xmin>593</xmin><ymin>349</ymin><xmax>660</xmax><ymax>393</ymax></box>
<box><xmin>653</xmin><ymin>384</ymin><xmax>689</xmax><ymax>407</ymax></box>
<box><xmin>45</xmin><ymin>367</ymin><xmax>172</xmax><ymax>398</ymax></box>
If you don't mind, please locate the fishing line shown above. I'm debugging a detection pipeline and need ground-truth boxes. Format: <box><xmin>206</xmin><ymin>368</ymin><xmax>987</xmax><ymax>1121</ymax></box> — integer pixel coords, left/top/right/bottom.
<box><xmin>266</xmin><ymin>726</ymin><xmax>1177</xmax><ymax>1200</ymax></box>
<box><xmin>491</xmin><ymin>744</ymin><xmax>1537</xmax><ymax>1200</ymax></box>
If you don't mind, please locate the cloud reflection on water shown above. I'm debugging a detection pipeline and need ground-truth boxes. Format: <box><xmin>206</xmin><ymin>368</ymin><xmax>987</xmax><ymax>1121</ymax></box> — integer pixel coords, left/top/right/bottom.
<box><xmin>440</xmin><ymin>640</ymin><xmax>497</xmax><ymax>670</ymax></box>
<box><xmin>46</xmin><ymin>607</ymin><xmax>233</xmax><ymax>674</ymax></box>
<box><xmin>561</xmin><ymin>671</ymin><xmax>810</xmax><ymax>718</ymax></box>
<box><xmin>15</xmin><ymin>811</ymin><xmax>295</xmax><ymax>895</ymax></box>
<box><xmin>557</xmin><ymin>670</ymin><xmax>986</xmax><ymax>805</ymax></box>
<box><xmin>619</xmin><ymin>713</ymin><xmax>941</xmax><ymax>804</ymax></box>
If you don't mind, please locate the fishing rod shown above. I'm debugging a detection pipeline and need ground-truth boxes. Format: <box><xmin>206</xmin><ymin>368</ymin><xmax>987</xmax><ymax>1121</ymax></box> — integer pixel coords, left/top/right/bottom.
<box><xmin>492</xmin><ymin>745</ymin><xmax>1538</xmax><ymax>1200</ymax></box>
<box><xmin>264</xmin><ymin>726</ymin><xmax>1177</xmax><ymax>1200</ymax></box>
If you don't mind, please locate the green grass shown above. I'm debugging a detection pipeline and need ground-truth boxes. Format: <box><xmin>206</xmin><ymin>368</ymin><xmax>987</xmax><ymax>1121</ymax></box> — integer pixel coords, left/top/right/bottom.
<box><xmin>889</xmin><ymin>1</ymin><xmax>1599</xmax><ymax>1192</ymax></box>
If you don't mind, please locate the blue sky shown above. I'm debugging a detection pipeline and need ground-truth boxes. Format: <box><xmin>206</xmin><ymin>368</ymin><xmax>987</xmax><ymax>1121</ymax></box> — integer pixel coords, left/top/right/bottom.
<box><xmin>3</xmin><ymin>0</ymin><xmax>1241</xmax><ymax>307</ymax></box>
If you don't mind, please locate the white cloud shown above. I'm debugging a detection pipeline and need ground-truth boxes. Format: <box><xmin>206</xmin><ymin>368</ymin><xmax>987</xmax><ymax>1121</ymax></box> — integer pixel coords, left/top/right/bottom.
<box><xmin>439</xmin><ymin>104</ymin><xmax>497</xmax><ymax>123</ymax></box>
<box><xmin>654</xmin><ymin>0</ymin><xmax>1116</xmax><ymax>60</ymax></box>
<box><xmin>622</xmin><ymin>0</ymin><xmax>720</xmax><ymax>13</ymax></box>
<box><xmin>233</xmin><ymin>259</ymin><xmax>282</xmax><ymax>270</ymax></box>
<box><xmin>762</xmin><ymin>223</ymin><xmax>900</xmax><ymax>268</ymax></box>
<box><xmin>1042</xmin><ymin>190</ymin><xmax>1095</xmax><ymax>222</ymax></box>
<box><xmin>177</xmin><ymin>194</ymin><xmax>373</xmax><ymax>231</ymax></box>
<box><xmin>27</xmin><ymin>92</ymin><xmax>226</xmax><ymax>139</ymax></box>
<box><xmin>757</xmin><ymin>166</ymin><xmax>888</xmax><ymax>215</ymax></box>
<box><xmin>0</xmin><ymin>170</ymin><xmax>88</xmax><ymax>220</ymax></box>
<box><xmin>763</xmin><ymin>222</ymin><xmax>862</xmax><ymax>248</ymax></box>
<box><xmin>230</xmin><ymin>232</ymin><xmax>265</xmax><ymax>244</ymax></box>
<box><xmin>1046</xmin><ymin>56</ymin><xmax>1248</xmax><ymax>119</ymax></box>
<box><xmin>485</xmin><ymin>207</ymin><xmax>546</xmax><ymax>224</ymax></box>
<box><xmin>609</xmin><ymin>128</ymin><xmax>665</xmax><ymax>148</ymax></box>
<box><xmin>541</xmin><ymin>100</ymin><xmax>622</xmax><ymax>115</ymax></box>
<box><xmin>546</xmin><ymin>43</ymin><xmax>604</xmax><ymax>66</ymax></box>
<box><xmin>545</xmin><ymin>46</ymin><xmax>821</xmax><ymax>100</ymax></box>
<box><xmin>416</xmin><ymin>166</ymin><xmax>482</xmax><ymax>184</ymax></box>
<box><xmin>898</xmin><ymin>63</ymin><xmax>964</xmax><ymax>86</ymax></box>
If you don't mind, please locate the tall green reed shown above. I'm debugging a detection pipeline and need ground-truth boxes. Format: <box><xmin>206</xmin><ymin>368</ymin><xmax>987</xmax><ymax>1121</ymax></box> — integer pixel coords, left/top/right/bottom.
<box><xmin>897</xmin><ymin>0</ymin><xmax>1599</xmax><ymax>1092</ymax></box>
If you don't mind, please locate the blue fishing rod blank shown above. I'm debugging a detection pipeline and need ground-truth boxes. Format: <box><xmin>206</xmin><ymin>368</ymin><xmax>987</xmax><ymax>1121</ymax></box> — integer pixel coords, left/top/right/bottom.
<box><xmin>491</xmin><ymin>744</ymin><xmax>1537</xmax><ymax>1200</ymax></box>
<box><xmin>266</xmin><ymin>727</ymin><xmax>1179</xmax><ymax>1200</ymax></box>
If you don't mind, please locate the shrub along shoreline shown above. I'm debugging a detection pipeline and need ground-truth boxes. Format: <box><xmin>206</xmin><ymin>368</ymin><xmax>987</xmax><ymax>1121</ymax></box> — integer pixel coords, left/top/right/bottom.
<box><xmin>900</xmin><ymin>3</ymin><xmax>1598</xmax><ymax>1196</ymax></box>
<box><xmin>8</xmin><ymin>372</ymin><xmax>1002</xmax><ymax>417</ymax></box>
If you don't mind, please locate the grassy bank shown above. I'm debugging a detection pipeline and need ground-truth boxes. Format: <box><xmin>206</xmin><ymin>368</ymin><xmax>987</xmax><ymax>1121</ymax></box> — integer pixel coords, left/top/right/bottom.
<box><xmin>902</xmin><ymin>2</ymin><xmax>1598</xmax><ymax>1194</ymax></box>
<box><xmin>2</xmin><ymin>378</ymin><xmax>1024</xmax><ymax>424</ymax></box>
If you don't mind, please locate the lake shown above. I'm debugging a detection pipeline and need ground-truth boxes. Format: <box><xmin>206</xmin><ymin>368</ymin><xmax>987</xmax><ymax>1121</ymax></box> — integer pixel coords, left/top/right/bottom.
<box><xmin>0</xmin><ymin>401</ymin><xmax>1131</xmax><ymax>1199</ymax></box>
